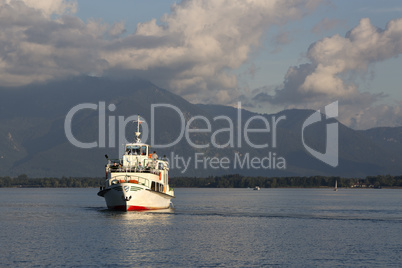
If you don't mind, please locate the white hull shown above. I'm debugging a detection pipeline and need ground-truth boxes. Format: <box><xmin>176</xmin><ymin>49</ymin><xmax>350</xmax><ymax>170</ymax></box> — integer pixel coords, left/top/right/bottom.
<box><xmin>101</xmin><ymin>183</ymin><xmax>173</xmax><ymax>211</ymax></box>
<box><xmin>98</xmin><ymin>117</ymin><xmax>174</xmax><ymax>211</ymax></box>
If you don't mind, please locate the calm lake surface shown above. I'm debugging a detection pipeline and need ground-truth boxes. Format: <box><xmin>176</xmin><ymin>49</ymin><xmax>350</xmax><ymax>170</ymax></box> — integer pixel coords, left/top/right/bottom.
<box><xmin>1</xmin><ymin>188</ymin><xmax>401</xmax><ymax>267</ymax></box>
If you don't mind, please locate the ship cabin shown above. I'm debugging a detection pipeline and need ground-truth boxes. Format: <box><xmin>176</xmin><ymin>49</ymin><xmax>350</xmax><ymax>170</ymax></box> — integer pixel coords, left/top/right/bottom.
<box><xmin>106</xmin><ymin>142</ymin><xmax>168</xmax><ymax>172</ymax></box>
<box><xmin>123</xmin><ymin>143</ymin><xmax>150</xmax><ymax>168</ymax></box>
<box><xmin>104</xmin><ymin>142</ymin><xmax>170</xmax><ymax>194</ymax></box>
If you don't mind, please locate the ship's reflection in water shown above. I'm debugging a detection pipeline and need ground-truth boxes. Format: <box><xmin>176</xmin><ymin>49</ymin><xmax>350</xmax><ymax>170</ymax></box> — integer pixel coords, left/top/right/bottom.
<box><xmin>99</xmin><ymin>207</ymin><xmax>174</xmax><ymax>225</ymax></box>
<box><xmin>96</xmin><ymin>208</ymin><xmax>176</xmax><ymax>266</ymax></box>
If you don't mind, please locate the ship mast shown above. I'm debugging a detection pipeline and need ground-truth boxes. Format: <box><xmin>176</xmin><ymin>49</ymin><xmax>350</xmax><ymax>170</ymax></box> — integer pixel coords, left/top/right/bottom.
<box><xmin>134</xmin><ymin>115</ymin><xmax>141</xmax><ymax>143</ymax></box>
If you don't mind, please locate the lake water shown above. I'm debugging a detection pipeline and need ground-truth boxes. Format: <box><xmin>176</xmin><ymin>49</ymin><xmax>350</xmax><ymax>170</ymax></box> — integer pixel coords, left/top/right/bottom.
<box><xmin>0</xmin><ymin>188</ymin><xmax>401</xmax><ymax>267</ymax></box>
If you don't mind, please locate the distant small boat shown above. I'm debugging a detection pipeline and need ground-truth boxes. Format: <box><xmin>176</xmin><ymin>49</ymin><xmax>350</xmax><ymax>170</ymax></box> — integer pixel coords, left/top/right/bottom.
<box><xmin>334</xmin><ymin>180</ymin><xmax>338</xmax><ymax>191</ymax></box>
<box><xmin>253</xmin><ymin>186</ymin><xmax>261</xmax><ymax>191</ymax></box>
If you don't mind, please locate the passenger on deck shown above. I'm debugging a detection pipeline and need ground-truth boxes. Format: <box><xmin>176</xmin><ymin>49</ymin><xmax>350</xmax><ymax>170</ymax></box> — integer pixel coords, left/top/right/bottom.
<box><xmin>137</xmin><ymin>162</ymin><xmax>144</xmax><ymax>172</ymax></box>
<box><xmin>145</xmin><ymin>163</ymin><xmax>150</xmax><ymax>171</ymax></box>
<box><xmin>152</xmin><ymin>151</ymin><xmax>158</xmax><ymax>160</ymax></box>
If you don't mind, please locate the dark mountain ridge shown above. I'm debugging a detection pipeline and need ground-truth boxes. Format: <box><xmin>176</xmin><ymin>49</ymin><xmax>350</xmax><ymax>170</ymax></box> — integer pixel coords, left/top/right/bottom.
<box><xmin>0</xmin><ymin>76</ymin><xmax>401</xmax><ymax>177</ymax></box>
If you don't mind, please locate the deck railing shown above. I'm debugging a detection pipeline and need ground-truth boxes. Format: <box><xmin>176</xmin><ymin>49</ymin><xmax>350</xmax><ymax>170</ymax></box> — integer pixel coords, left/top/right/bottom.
<box><xmin>107</xmin><ymin>158</ymin><xmax>169</xmax><ymax>174</ymax></box>
<box><xmin>110</xmin><ymin>174</ymin><xmax>151</xmax><ymax>188</ymax></box>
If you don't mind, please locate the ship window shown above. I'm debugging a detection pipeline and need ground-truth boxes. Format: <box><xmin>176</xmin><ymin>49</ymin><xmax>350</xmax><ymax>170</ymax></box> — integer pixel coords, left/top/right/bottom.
<box><xmin>132</xmin><ymin>146</ymin><xmax>140</xmax><ymax>155</ymax></box>
<box><xmin>141</xmin><ymin>146</ymin><xmax>147</xmax><ymax>156</ymax></box>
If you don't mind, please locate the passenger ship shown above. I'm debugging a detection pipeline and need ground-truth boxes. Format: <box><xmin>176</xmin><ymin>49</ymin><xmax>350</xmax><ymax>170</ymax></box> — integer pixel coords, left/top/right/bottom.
<box><xmin>97</xmin><ymin>117</ymin><xmax>174</xmax><ymax>211</ymax></box>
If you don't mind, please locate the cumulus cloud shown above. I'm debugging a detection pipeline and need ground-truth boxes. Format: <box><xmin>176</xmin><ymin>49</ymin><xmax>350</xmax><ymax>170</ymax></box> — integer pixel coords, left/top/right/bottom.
<box><xmin>258</xmin><ymin>18</ymin><xmax>402</xmax><ymax>129</ymax></box>
<box><xmin>342</xmin><ymin>101</ymin><xmax>402</xmax><ymax>129</ymax></box>
<box><xmin>8</xmin><ymin>0</ymin><xmax>77</xmax><ymax>17</ymax></box>
<box><xmin>0</xmin><ymin>0</ymin><xmax>106</xmax><ymax>85</ymax></box>
<box><xmin>102</xmin><ymin>0</ymin><xmax>322</xmax><ymax>103</ymax></box>
<box><xmin>2</xmin><ymin>0</ymin><xmax>400</xmax><ymax>129</ymax></box>
<box><xmin>0</xmin><ymin>0</ymin><xmax>321</xmax><ymax>104</ymax></box>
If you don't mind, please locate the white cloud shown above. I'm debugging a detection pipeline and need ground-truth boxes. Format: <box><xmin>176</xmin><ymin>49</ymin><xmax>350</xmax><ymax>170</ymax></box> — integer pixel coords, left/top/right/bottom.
<box><xmin>102</xmin><ymin>0</ymin><xmax>322</xmax><ymax>103</ymax></box>
<box><xmin>6</xmin><ymin>0</ymin><xmax>77</xmax><ymax>17</ymax></box>
<box><xmin>2</xmin><ymin>0</ymin><xmax>400</xmax><ymax>129</ymax></box>
<box><xmin>339</xmin><ymin>100</ymin><xmax>402</xmax><ymax>129</ymax></box>
<box><xmin>0</xmin><ymin>0</ymin><xmax>105</xmax><ymax>85</ymax></box>
<box><xmin>0</xmin><ymin>0</ymin><xmax>321</xmax><ymax>104</ymax></box>
<box><xmin>260</xmin><ymin>18</ymin><xmax>402</xmax><ymax>129</ymax></box>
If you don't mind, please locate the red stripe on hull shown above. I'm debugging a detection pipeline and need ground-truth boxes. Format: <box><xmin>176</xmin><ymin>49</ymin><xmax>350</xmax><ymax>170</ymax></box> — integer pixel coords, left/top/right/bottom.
<box><xmin>127</xmin><ymin>205</ymin><xmax>149</xmax><ymax>211</ymax></box>
<box><xmin>109</xmin><ymin>205</ymin><xmax>167</xmax><ymax>211</ymax></box>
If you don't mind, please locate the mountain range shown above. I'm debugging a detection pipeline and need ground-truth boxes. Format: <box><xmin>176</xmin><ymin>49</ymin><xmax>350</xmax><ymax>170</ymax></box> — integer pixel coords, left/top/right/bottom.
<box><xmin>0</xmin><ymin>76</ymin><xmax>401</xmax><ymax>178</ymax></box>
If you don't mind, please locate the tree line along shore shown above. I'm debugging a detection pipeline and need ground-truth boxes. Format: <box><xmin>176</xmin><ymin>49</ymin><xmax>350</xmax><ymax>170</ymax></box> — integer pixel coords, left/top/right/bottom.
<box><xmin>0</xmin><ymin>174</ymin><xmax>401</xmax><ymax>188</ymax></box>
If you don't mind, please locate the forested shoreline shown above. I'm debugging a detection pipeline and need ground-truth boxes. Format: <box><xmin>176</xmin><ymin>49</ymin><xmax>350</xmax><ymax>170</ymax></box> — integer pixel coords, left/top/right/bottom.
<box><xmin>170</xmin><ymin>174</ymin><xmax>401</xmax><ymax>188</ymax></box>
<box><xmin>0</xmin><ymin>174</ymin><xmax>401</xmax><ymax>188</ymax></box>
<box><xmin>0</xmin><ymin>175</ymin><xmax>102</xmax><ymax>188</ymax></box>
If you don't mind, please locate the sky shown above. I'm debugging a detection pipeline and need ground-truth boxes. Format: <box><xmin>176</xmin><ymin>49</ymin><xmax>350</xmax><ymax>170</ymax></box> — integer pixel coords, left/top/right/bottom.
<box><xmin>1</xmin><ymin>0</ymin><xmax>402</xmax><ymax>129</ymax></box>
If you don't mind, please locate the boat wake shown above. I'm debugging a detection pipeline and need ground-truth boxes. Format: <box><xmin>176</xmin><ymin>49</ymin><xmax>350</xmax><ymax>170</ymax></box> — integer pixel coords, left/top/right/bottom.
<box><xmin>171</xmin><ymin>209</ymin><xmax>402</xmax><ymax>222</ymax></box>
